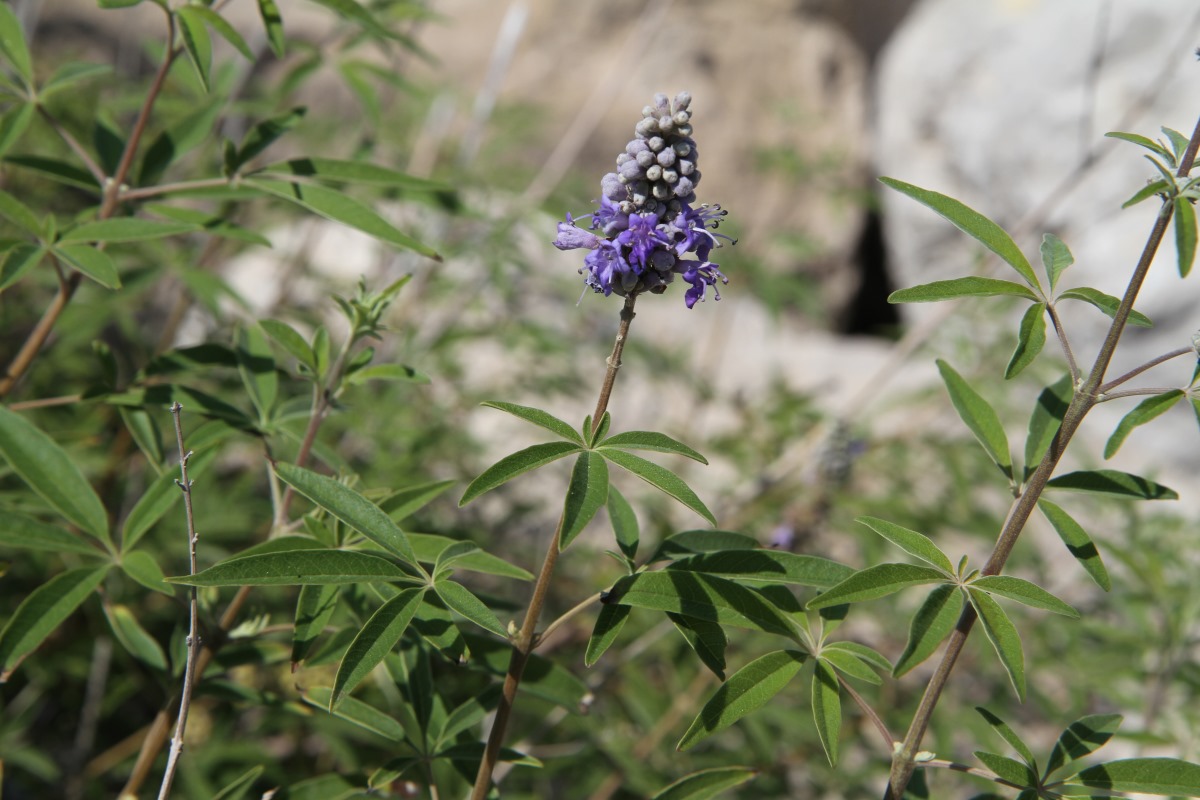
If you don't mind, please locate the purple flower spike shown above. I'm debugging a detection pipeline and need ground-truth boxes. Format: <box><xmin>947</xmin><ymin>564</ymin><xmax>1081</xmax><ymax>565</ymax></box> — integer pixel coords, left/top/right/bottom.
<box><xmin>553</xmin><ymin>93</ymin><xmax>733</xmax><ymax>307</ymax></box>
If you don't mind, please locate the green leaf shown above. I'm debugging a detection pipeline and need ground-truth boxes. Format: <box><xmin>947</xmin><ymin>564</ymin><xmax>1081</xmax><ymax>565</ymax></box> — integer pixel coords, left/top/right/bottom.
<box><xmin>212</xmin><ymin>766</ymin><xmax>264</xmax><ymax>800</ymax></box>
<box><xmin>1044</xmin><ymin>714</ymin><xmax>1123</xmax><ymax>778</ymax></box>
<box><xmin>248</xmin><ymin>178</ymin><xmax>441</xmax><ymax>260</ymax></box>
<box><xmin>118</xmin><ymin>408</ymin><xmax>164</xmax><ymax>472</ymax></box>
<box><xmin>969</xmin><ymin>575</ymin><xmax>1078</xmax><ymax>617</ymax></box>
<box><xmin>0</xmin><ymin>243</ymin><xmax>44</xmax><ymax>290</ymax></box>
<box><xmin>176</xmin><ymin>7</ymin><xmax>213</xmax><ymax>91</ymax></box>
<box><xmin>666</xmin><ymin>550</ymin><xmax>853</xmax><ymax>589</ymax></box>
<box><xmin>432</xmin><ymin>541</ymin><xmax>481</xmax><ymax>580</ymax></box>
<box><xmin>307</xmin><ymin>0</ymin><xmax>393</xmax><ymax>37</ymax></box>
<box><xmin>236</xmin><ymin>324</ymin><xmax>278</xmax><ymax>421</ymax></box>
<box><xmin>606</xmin><ymin>485</ymin><xmax>639</xmax><ymax>560</ymax></box>
<box><xmin>1104</xmin><ymin>390</ymin><xmax>1184</xmax><ymax>459</ymax></box>
<box><xmin>260</xmin><ymin>319</ymin><xmax>316</xmax><ymax>370</ymax></box>
<box><xmin>649</xmin><ymin>766</ymin><xmax>756</xmax><ymax>800</ymax></box>
<box><xmin>406</xmin><ymin>533</ymin><xmax>531</xmax><ymax>581</ymax></box>
<box><xmin>437</xmin><ymin>685</ymin><xmax>502</xmax><ymax>746</ymax></box>
<box><xmin>293</xmin><ymin>584</ymin><xmax>340</xmax><ymax>665</ymax></box>
<box><xmin>604</xmin><ymin>571</ymin><xmax>796</xmax><ymax>637</ymax></box>
<box><xmin>433</xmin><ymin>580</ymin><xmax>507</xmax><ymax>637</ymax></box>
<box><xmin>258</xmin><ymin>157</ymin><xmax>449</xmax><ymax>193</ymax></box>
<box><xmin>1057</xmin><ymin>287</ymin><xmax>1153</xmax><ymax>328</ymax></box>
<box><xmin>888</xmin><ymin>276</ymin><xmax>1040</xmax><ymax>304</ymax></box>
<box><xmin>1176</xmin><ymin>197</ymin><xmax>1198</xmax><ymax>277</ymax></box>
<box><xmin>1122</xmin><ymin>179</ymin><xmax>1171</xmax><ymax>209</ymax></box>
<box><xmin>811</xmin><ymin>659</ymin><xmax>841</xmax><ymax>766</ymax></box>
<box><xmin>976</xmin><ymin>707</ymin><xmax>1036</xmax><ymax>769</ymax></box>
<box><xmin>121</xmin><ymin>550</ymin><xmax>174</xmax><ymax>596</ymax></box>
<box><xmin>0</xmin><ymin>187</ymin><xmax>42</xmax><ymax>235</ymax></box>
<box><xmin>1037</xmin><ymin>500</ymin><xmax>1111</xmax><ymax>591</ymax></box>
<box><xmin>560</xmin><ymin>451</ymin><xmax>609</xmax><ymax>549</ymax></box>
<box><xmin>433</xmin><ymin>742</ymin><xmax>541</xmax><ymax>769</ymax></box>
<box><xmin>969</xmin><ymin>588</ymin><xmax>1025</xmax><ymax>699</ymax></box>
<box><xmin>343</xmin><ymin>363</ymin><xmax>429</xmax><ymax>386</ymax></box>
<box><xmin>122</xmin><ymin>447</ymin><xmax>217</xmax><ymax>551</ymax></box>
<box><xmin>855</xmin><ymin>516</ymin><xmax>953</xmax><ymax>573</ymax></box>
<box><xmin>585</xmin><ymin>602</ymin><xmax>630</xmax><ymax>666</ymax></box>
<box><xmin>0</xmin><ymin>566</ymin><xmax>108</xmax><ymax>678</ymax></box>
<box><xmin>1005</xmin><ymin>303</ymin><xmax>1046</xmax><ymax>379</ymax></box>
<box><xmin>894</xmin><ymin>584</ymin><xmax>963</xmax><ymax>676</ymax></box>
<box><xmin>0</xmin><ymin>513</ymin><xmax>101</xmax><ymax>556</ymax></box>
<box><xmin>807</xmin><ymin>563</ymin><xmax>950</xmax><ymax>610</ymax></box>
<box><xmin>0</xmin><ymin>4</ymin><xmax>33</xmax><ymax>85</ymax></box>
<box><xmin>1040</xmin><ymin>234</ymin><xmax>1074</xmax><ymax>291</ymax></box>
<box><xmin>464</xmin><ymin>633</ymin><xmax>590</xmax><ymax>712</ymax></box>
<box><xmin>822</xmin><ymin>641</ymin><xmax>892</xmax><ymax>672</ymax></box>
<box><xmin>180</xmin><ymin>6</ymin><xmax>254</xmax><ymax>60</ymax></box>
<box><xmin>1105</xmin><ymin>131</ymin><xmax>1173</xmax><ymax>160</ymax></box>
<box><xmin>0</xmin><ymin>406</ymin><xmax>110</xmax><ymax>546</ymax></box>
<box><xmin>1024</xmin><ymin>374</ymin><xmax>1073</xmax><ymax>480</ymax></box>
<box><xmin>650</xmin><ymin>530</ymin><xmax>759</xmax><ymax>562</ymax></box>
<box><xmin>331</xmin><ymin>587</ymin><xmax>424</xmax><ymax>708</ymax></box>
<box><xmin>54</xmin><ymin>244</ymin><xmax>121</xmax><ymax>289</ymax></box>
<box><xmin>40</xmin><ymin>61</ymin><xmax>111</xmax><ymax>98</ymax></box>
<box><xmin>412</xmin><ymin>593</ymin><xmax>468</xmax><ymax>664</ymax></box>
<box><xmin>599</xmin><ymin>448</ymin><xmax>715</xmax><ymax>525</ymax></box>
<box><xmin>304</xmin><ymin>687</ymin><xmax>405</xmax><ymax>741</ymax></box>
<box><xmin>169</xmin><ymin>550</ymin><xmax>417</xmax><ymax>586</ymax></box>
<box><xmin>668</xmin><ymin>612</ymin><xmax>727</xmax><ymax>680</ymax></box>
<box><xmin>459</xmin><ymin>441</ymin><xmax>582</xmax><ymax>505</ymax></box>
<box><xmin>274</xmin><ymin>462</ymin><xmax>419</xmax><ymax>567</ymax></box>
<box><xmin>479</xmin><ymin>400</ymin><xmax>583</xmax><ymax>444</ymax></box>
<box><xmin>819</xmin><ymin>650</ymin><xmax>881</xmax><ymax>685</ymax></box>
<box><xmin>234</xmin><ymin>108</ymin><xmax>306</xmax><ymax>171</ymax></box>
<box><xmin>1046</xmin><ymin>469</ymin><xmax>1177</xmax><ymax>500</ymax></box>
<box><xmin>104</xmin><ymin>603</ymin><xmax>167</xmax><ymax>670</ymax></box>
<box><xmin>255</xmin><ymin>0</ymin><xmax>285</xmax><ymax>57</ymax></box>
<box><xmin>974</xmin><ymin>751</ymin><xmax>1037</xmax><ymax>786</ymax></box>
<box><xmin>678</xmin><ymin>650</ymin><xmax>807</xmax><ymax>750</ymax></box>
<box><xmin>1066</xmin><ymin>758</ymin><xmax>1200</xmax><ymax>795</ymax></box>
<box><xmin>936</xmin><ymin>360</ymin><xmax>1012</xmax><ymax>480</ymax></box>
<box><xmin>0</xmin><ymin>104</ymin><xmax>33</xmax><ymax>159</ymax></box>
<box><xmin>598</xmin><ymin>430</ymin><xmax>709</xmax><ymax>463</ymax></box>
<box><xmin>60</xmin><ymin>218</ymin><xmax>198</xmax><ymax>244</ymax></box>
<box><xmin>879</xmin><ymin>177</ymin><xmax>1040</xmax><ymax>289</ymax></box>
<box><xmin>5</xmin><ymin>155</ymin><xmax>100</xmax><ymax>191</ymax></box>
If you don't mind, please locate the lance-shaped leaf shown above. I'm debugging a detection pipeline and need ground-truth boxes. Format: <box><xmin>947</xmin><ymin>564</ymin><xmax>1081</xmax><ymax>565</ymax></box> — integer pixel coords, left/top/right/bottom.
<box><xmin>1122</xmin><ymin>179</ymin><xmax>1171</xmax><ymax>209</ymax></box>
<box><xmin>599</xmin><ymin>430</ymin><xmax>708</xmax><ymax>463</ymax></box>
<box><xmin>678</xmin><ymin>649</ymin><xmax>807</xmax><ymax>750</ymax></box>
<box><xmin>1045</xmin><ymin>470</ymin><xmax>1176</xmax><ymax>500</ymax></box>
<box><xmin>331</xmin><ymin>587</ymin><xmax>424</xmax><ymax>709</ymax></box>
<box><xmin>607</xmin><ymin>485</ymin><xmax>639</xmax><ymax>560</ymax></box>
<box><xmin>888</xmin><ymin>276</ymin><xmax>1040</xmax><ymax>304</ymax></box>
<box><xmin>969</xmin><ymin>588</ymin><xmax>1025</xmax><ymax>699</ymax></box>
<box><xmin>120</xmin><ymin>550</ymin><xmax>173</xmax><ymax>596</ymax></box>
<box><xmin>432</xmin><ymin>541</ymin><xmax>481</xmax><ymax>580</ymax></box>
<box><xmin>0</xmin><ymin>187</ymin><xmax>42</xmax><ymax>235</ymax></box>
<box><xmin>1105</xmin><ymin>131</ymin><xmax>1173</xmax><ymax>159</ymax></box>
<box><xmin>255</xmin><ymin>0</ymin><xmax>285</xmax><ymax>57</ymax></box>
<box><xmin>1040</xmin><ymin>233</ymin><xmax>1074</xmax><ymax>291</ymax></box>
<box><xmin>480</xmin><ymin>401</ymin><xmax>584</xmax><ymax>444</ymax></box>
<box><xmin>649</xmin><ymin>766</ymin><xmax>756</xmax><ymax>800</ymax></box>
<box><xmin>604</xmin><ymin>571</ymin><xmax>796</xmax><ymax>637</ymax></box>
<box><xmin>1024</xmin><ymin>375</ymin><xmax>1073</xmax><ymax>480</ymax></box>
<box><xmin>437</xmin><ymin>685</ymin><xmax>502</xmax><ymax>747</ymax></box>
<box><xmin>599</xmin><ymin>448</ymin><xmax>715</xmax><ymax>525</ymax></box>
<box><xmin>60</xmin><ymin>218</ymin><xmax>199</xmax><ymax>243</ymax></box>
<box><xmin>259</xmin><ymin>319</ymin><xmax>316</xmax><ymax>371</ymax></box>
<box><xmin>668</xmin><ymin>612</ymin><xmax>728</xmax><ymax>680</ymax></box>
<box><xmin>1065</xmin><ymin>758</ymin><xmax>1200</xmax><ymax>795</ymax></box>
<box><xmin>169</xmin><ymin>550</ymin><xmax>417</xmax><ymax>586</ymax></box>
<box><xmin>977</xmin><ymin>707</ymin><xmax>1036</xmax><ymax>769</ymax></box>
<box><xmin>232</xmin><ymin>107</ymin><xmax>305</xmax><ymax>171</ymax></box>
<box><xmin>236</xmin><ymin>324</ymin><xmax>278</xmax><ymax>421</ymax></box>
<box><xmin>212</xmin><ymin>766</ymin><xmax>264</xmax><ymax>800</ymax></box>
<box><xmin>650</xmin><ymin>530</ymin><xmax>758</xmax><ymax>562</ymax></box>
<box><xmin>667</xmin><ymin>550</ymin><xmax>853</xmax><ymax>589</ymax></box>
<box><xmin>856</xmin><ymin>516</ymin><xmax>953</xmax><ymax>574</ymax></box>
<box><xmin>0</xmin><ymin>513</ymin><xmax>102</xmax><ymax>556</ymax></box>
<box><xmin>406</xmin><ymin>533</ymin><xmax>531</xmax><ymax>581</ymax></box>
<box><xmin>343</xmin><ymin>363</ymin><xmax>429</xmax><ymax>386</ymax></box>
<box><xmin>974</xmin><ymin>751</ymin><xmax>1037</xmax><ymax>787</ymax></box>
<box><xmin>434</xmin><ymin>580</ymin><xmax>506</xmax><ymax>637</ymax></box>
<box><xmin>1057</xmin><ymin>287</ymin><xmax>1153</xmax><ymax>328</ymax></box>
<box><xmin>880</xmin><ymin>177</ymin><xmax>1040</xmax><ymax>289</ymax></box>
<box><xmin>560</xmin><ymin>451</ymin><xmax>609</xmax><ymax>549</ymax></box>
<box><xmin>811</xmin><ymin>659</ymin><xmax>842</xmax><ymax>766</ymax></box>
<box><xmin>0</xmin><ymin>4</ymin><xmax>33</xmax><ymax>85</ymax></box>
<box><xmin>0</xmin><ymin>406</ymin><xmax>110</xmax><ymax>547</ymax></box>
<box><xmin>258</xmin><ymin>157</ymin><xmax>451</xmax><ymax>194</ymax></box>
<box><xmin>293</xmin><ymin>584</ymin><xmax>340</xmax><ymax>666</ymax></box>
<box><xmin>274</xmin><ymin>462</ymin><xmax>419</xmax><ymax>567</ymax></box>
<box><xmin>1176</xmin><ymin>197</ymin><xmax>1198</xmax><ymax>278</ymax></box>
<box><xmin>585</xmin><ymin>603</ymin><xmax>630</xmax><ymax>666</ymax></box>
<box><xmin>1044</xmin><ymin>713</ymin><xmax>1123</xmax><ymax>778</ymax></box>
<box><xmin>894</xmin><ymin>584</ymin><xmax>963</xmax><ymax>676</ymax></box>
<box><xmin>1104</xmin><ymin>390</ymin><xmax>1184</xmax><ymax>459</ymax></box>
<box><xmin>103</xmin><ymin>602</ymin><xmax>166</xmax><ymax>670</ymax></box>
<box><xmin>937</xmin><ymin>360</ymin><xmax>1012</xmax><ymax>480</ymax></box>
<box><xmin>1037</xmin><ymin>500</ymin><xmax>1110</xmax><ymax>591</ymax></box>
<box><xmin>1006</xmin><ymin>303</ymin><xmax>1046</xmax><ymax>379</ymax></box>
<box><xmin>178</xmin><ymin>6</ymin><xmax>254</xmax><ymax>61</ymax></box>
<box><xmin>819</xmin><ymin>649</ymin><xmax>881</xmax><ymax>685</ymax></box>
<box><xmin>0</xmin><ymin>243</ymin><xmax>44</xmax><ymax>290</ymax></box>
<box><xmin>823</xmin><ymin>641</ymin><xmax>891</xmax><ymax>672</ymax></box>
<box><xmin>53</xmin><ymin>244</ymin><xmax>118</xmax><ymax>289</ymax></box>
<box><xmin>460</xmin><ymin>441</ymin><xmax>582</xmax><ymax>505</ymax></box>
<box><xmin>464</xmin><ymin>633</ymin><xmax>589</xmax><ymax>712</ymax></box>
<box><xmin>380</xmin><ymin>479</ymin><xmax>457</xmax><ymax>522</ymax></box>
<box><xmin>303</xmin><ymin>687</ymin><xmax>405</xmax><ymax>741</ymax></box>
<box><xmin>0</xmin><ymin>566</ymin><xmax>109</xmax><ymax>678</ymax></box>
<box><xmin>969</xmin><ymin>576</ymin><xmax>1078</xmax><ymax>617</ymax></box>
<box><xmin>807</xmin><ymin>563</ymin><xmax>949</xmax><ymax>610</ymax></box>
<box><xmin>176</xmin><ymin>6</ymin><xmax>213</xmax><ymax>90</ymax></box>
<box><xmin>433</xmin><ymin>742</ymin><xmax>541</xmax><ymax>768</ymax></box>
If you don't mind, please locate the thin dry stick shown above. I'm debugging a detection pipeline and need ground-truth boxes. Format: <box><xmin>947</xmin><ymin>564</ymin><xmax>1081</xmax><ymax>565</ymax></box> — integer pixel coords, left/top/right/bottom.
<box><xmin>157</xmin><ymin>403</ymin><xmax>201</xmax><ymax>800</ymax></box>
<box><xmin>470</xmin><ymin>294</ymin><xmax>638</xmax><ymax>800</ymax></box>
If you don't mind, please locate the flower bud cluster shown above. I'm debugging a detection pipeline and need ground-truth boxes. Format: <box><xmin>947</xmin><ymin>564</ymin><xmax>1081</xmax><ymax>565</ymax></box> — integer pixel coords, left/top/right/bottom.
<box><xmin>553</xmin><ymin>92</ymin><xmax>732</xmax><ymax>309</ymax></box>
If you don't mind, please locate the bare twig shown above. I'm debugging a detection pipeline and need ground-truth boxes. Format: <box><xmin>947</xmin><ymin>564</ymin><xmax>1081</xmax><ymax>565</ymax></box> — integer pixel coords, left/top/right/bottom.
<box><xmin>1098</xmin><ymin>346</ymin><xmax>1192</xmax><ymax>394</ymax></box>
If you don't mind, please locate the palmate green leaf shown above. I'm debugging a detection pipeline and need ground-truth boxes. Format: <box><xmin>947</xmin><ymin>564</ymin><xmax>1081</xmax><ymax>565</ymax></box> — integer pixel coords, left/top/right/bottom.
<box><xmin>260</xmin><ymin>318</ymin><xmax>316</xmax><ymax>371</ymax></box>
<box><xmin>1037</xmin><ymin>500</ymin><xmax>1110</xmax><ymax>590</ymax></box>
<box><xmin>249</xmin><ymin>178</ymin><xmax>441</xmax><ymax>260</ymax></box>
<box><xmin>304</xmin><ymin>687</ymin><xmax>405</xmax><ymax>741</ymax></box>
<box><xmin>176</xmin><ymin>7</ymin><xmax>213</xmax><ymax>90</ymax></box>
<box><xmin>968</xmin><ymin>588</ymin><xmax>1025</xmax><ymax>699</ymax></box>
<box><xmin>1104</xmin><ymin>390</ymin><xmax>1184</xmax><ymax>459</ymax></box>
<box><xmin>811</xmin><ymin>659</ymin><xmax>841</xmax><ymax>766</ymax></box>
<box><xmin>650</xmin><ymin>530</ymin><xmax>759</xmax><ymax>562</ymax></box>
<box><xmin>274</xmin><ymin>462</ymin><xmax>419</xmax><ymax>567</ymax></box>
<box><xmin>969</xmin><ymin>575</ymin><xmax>1078</xmax><ymax>617</ymax></box>
<box><xmin>599</xmin><ymin>430</ymin><xmax>708</xmax><ymax>463</ymax></box>
<box><xmin>258</xmin><ymin>157</ymin><xmax>450</xmax><ymax>193</ymax></box>
<box><xmin>1057</xmin><ymin>287</ymin><xmax>1153</xmax><ymax>328</ymax></box>
<box><xmin>1046</xmin><ymin>469</ymin><xmax>1177</xmax><ymax>500</ymax></box>
<box><xmin>0</xmin><ymin>513</ymin><xmax>101</xmax><ymax>556</ymax></box>
<box><xmin>406</xmin><ymin>533</ymin><xmax>531</xmax><ymax>581</ymax></box>
<box><xmin>103</xmin><ymin>602</ymin><xmax>167</xmax><ymax>670</ymax></box>
<box><xmin>1044</xmin><ymin>713</ymin><xmax>1123</xmax><ymax>778</ymax></box>
<box><xmin>585</xmin><ymin>602</ymin><xmax>631</xmax><ymax>666</ymax></box>
<box><xmin>0</xmin><ymin>243</ymin><xmax>44</xmax><ymax>290</ymax></box>
<box><xmin>888</xmin><ymin>276</ymin><xmax>1040</xmax><ymax>304</ymax></box>
<box><xmin>1024</xmin><ymin>374</ymin><xmax>1073</xmax><ymax>480</ymax></box>
<box><xmin>255</xmin><ymin>0</ymin><xmax>285</xmax><ymax>57</ymax></box>
<box><xmin>293</xmin><ymin>584</ymin><xmax>340</xmax><ymax>666</ymax></box>
<box><xmin>1040</xmin><ymin>233</ymin><xmax>1074</xmax><ymax>291</ymax></box>
<box><xmin>168</xmin><ymin>550</ymin><xmax>417</xmax><ymax>586</ymax></box>
<box><xmin>0</xmin><ymin>187</ymin><xmax>42</xmax><ymax>235</ymax></box>
<box><xmin>120</xmin><ymin>550</ymin><xmax>173</xmax><ymax>596</ymax></box>
<box><xmin>0</xmin><ymin>566</ymin><xmax>109</xmax><ymax>678</ymax></box>
<box><xmin>54</xmin><ymin>244</ymin><xmax>121</xmax><ymax>289</ymax></box>
<box><xmin>819</xmin><ymin>649</ymin><xmax>880</xmax><ymax>685</ymax></box>
<box><xmin>480</xmin><ymin>401</ymin><xmax>584</xmax><ymax>444</ymax></box>
<box><xmin>1176</xmin><ymin>197</ymin><xmax>1197</xmax><ymax>277</ymax></box>
<box><xmin>880</xmin><ymin>177</ymin><xmax>1041</xmax><ymax>289</ymax></box>
<box><xmin>668</xmin><ymin>612</ymin><xmax>728</xmax><ymax>680</ymax></box>
<box><xmin>0</xmin><ymin>4</ymin><xmax>33</xmax><ymax>85</ymax></box>
<box><xmin>607</xmin><ymin>485</ymin><xmax>639</xmax><ymax>560</ymax></box>
<box><xmin>678</xmin><ymin>649</ymin><xmax>806</xmax><ymax>750</ymax></box>
<box><xmin>459</xmin><ymin>441</ymin><xmax>582</xmax><ymax>505</ymax></box>
<box><xmin>807</xmin><ymin>563</ymin><xmax>949</xmax><ymax>610</ymax></box>
<box><xmin>560</xmin><ymin>451</ymin><xmax>609</xmax><ymax>549</ymax></box>
<box><xmin>212</xmin><ymin>765</ymin><xmax>264</xmax><ymax>800</ymax></box>
<box><xmin>974</xmin><ymin>751</ymin><xmax>1037</xmax><ymax>786</ymax></box>
<box><xmin>332</xmin><ymin>587</ymin><xmax>424</xmax><ymax>709</ymax></box>
<box><xmin>122</xmin><ymin>447</ymin><xmax>218</xmax><ymax>551</ymax></box>
<box><xmin>937</xmin><ymin>360</ymin><xmax>1012</xmax><ymax>480</ymax></box>
<box><xmin>599</xmin><ymin>448</ymin><xmax>716</xmax><ymax>525</ymax></box>
<box><xmin>976</xmin><ymin>707</ymin><xmax>1036</xmax><ymax>769</ymax></box>
<box><xmin>0</xmin><ymin>405</ymin><xmax>110</xmax><ymax>547</ymax></box>
<box><xmin>649</xmin><ymin>766</ymin><xmax>756</xmax><ymax>800</ymax></box>
<box><xmin>604</xmin><ymin>571</ymin><xmax>796</xmax><ymax>637</ymax></box>
<box><xmin>1005</xmin><ymin>303</ymin><xmax>1046</xmax><ymax>379</ymax></box>
<box><xmin>666</xmin><ymin>550</ymin><xmax>853</xmax><ymax>589</ymax></box>
<box><xmin>856</xmin><ymin>516</ymin><xmax>953</xmax><ymax>573</ymax></box>
<box><xmin>895</xmin><ymin>584</ymin><xmax>965</xmax><ymax>676</ymax></box>
<box><xmin>434</xmin><ymin>580</ymin><xmax>507</xmax><ymax>637</ymax></box>
<box><xmin>1065</xmin><ymin>758</ymin><xmax>1200</xmax><ymax>795</ymax></box>
<box><xmin>60</xmin><ymin>218</ymin><xmax>199</xmax><ymax>244</ymax></box>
